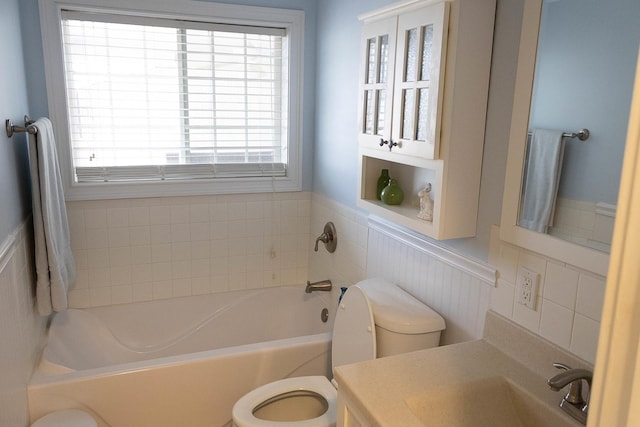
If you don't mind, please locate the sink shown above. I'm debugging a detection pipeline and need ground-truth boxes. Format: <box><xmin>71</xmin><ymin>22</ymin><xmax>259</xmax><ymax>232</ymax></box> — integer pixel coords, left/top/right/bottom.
<box><xmin>404</xmin><ymin>376</ymin><xmax>576</xmax><ymax>427</ymax></box>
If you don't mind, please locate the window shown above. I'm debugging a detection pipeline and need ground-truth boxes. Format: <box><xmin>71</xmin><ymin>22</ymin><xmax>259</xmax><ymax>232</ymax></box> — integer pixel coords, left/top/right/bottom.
<box><xmin>40</xmin><ymin>0</ymin><xmax>304</xmax><ymax>199</ymax></box>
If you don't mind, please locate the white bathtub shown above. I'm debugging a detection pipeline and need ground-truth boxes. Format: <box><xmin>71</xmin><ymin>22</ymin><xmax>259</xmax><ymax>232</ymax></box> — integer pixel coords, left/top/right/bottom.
<box><xmin>28</xmin><ymin>285</ymin><xmax>334</xmax><ymax>427</ymax></box>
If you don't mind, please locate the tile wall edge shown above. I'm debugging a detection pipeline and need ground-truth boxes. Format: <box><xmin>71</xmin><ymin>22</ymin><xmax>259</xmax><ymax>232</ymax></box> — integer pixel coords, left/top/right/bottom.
<box><xmin>367</xmin><ymin>215</ymin><xmax>497</xmax><ymax>286</ymax></box>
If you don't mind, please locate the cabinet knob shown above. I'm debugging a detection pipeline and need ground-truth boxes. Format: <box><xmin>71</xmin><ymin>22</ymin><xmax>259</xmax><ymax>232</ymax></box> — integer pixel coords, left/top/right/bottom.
<box><xmin>379</xmin><ymin>138</ymin><xmax>399</xmax><ymax>151</ymax></box>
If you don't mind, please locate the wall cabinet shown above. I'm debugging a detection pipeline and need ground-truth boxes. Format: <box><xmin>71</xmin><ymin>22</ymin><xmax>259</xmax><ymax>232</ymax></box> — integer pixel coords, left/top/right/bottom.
<box><xmin>356</xmin><ymin>0</ymin><xmax>496</xmax><ymax>240</ymax></box>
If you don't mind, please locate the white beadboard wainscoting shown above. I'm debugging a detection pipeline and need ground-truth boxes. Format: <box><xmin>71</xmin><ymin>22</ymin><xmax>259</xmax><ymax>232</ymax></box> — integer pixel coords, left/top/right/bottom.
<box><xmin>366</xmin><ymin>217</ymin><xmax>497</xmax><ymax>345</ymax></box>
<box><xmin>0</xmin><ymin>219</ymin><xmax>47</xmax><ymax>426</ymax></box>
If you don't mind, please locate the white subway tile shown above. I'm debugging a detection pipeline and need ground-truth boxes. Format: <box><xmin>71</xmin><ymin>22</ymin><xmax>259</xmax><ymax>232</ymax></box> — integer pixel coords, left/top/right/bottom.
<box><xmin>151</xmin><ymin>244</ymin><xmax>171</xmax><ymax>263</ymax></box>
<box><xmin>152</xmin><ymin>280</ymin><xmax>172</xmax><ymax>300</ymax></box>
<box><xmin>170</xmin><ymin>205</ymin><xmax>190</xmax><ymax>224</ymax></box>
<box><xmin>131</xmin><ymin>264</ymin><xmax>152</xmax><ymax>283</ymax></box>
<box><xmin>170</xmin><ymin>223</ymin><xmax>190</xmax><ymax>242</ymax></box>
<box><xmin>172</xmin><ymin>278</ymin><xmax>192</xmax><ymax>297</ymax></box>
<box><xmin>576</xmin><ymin>274</ymin><xmax>606</xmax><ymax>321</ymax></box>
<box><xmin>491</xmin><ymin>279</ymin><xmax>515</xmax><ymax>318</ymax></box>
<box><xmin>189</xmin><ymin>204</ymin><xmax>209</xmax><ymax>223</ymax></box>
<box><xmin>539</xmin><ymin>299</ymin><xmax>574</xmax><ymax>348</ymax></box>
<box><xmin>85</xmin><ymin>228</ymin><xmax>109</xmax><ymax>249</ymax></box>
<box><xmin>543</xmin><ymin>262</ymin><xmax>579</xmax><ymax>309</ymax></box>
<box><xmin>88</xmin><ymin>268</ymin><xmax>111</xmax><ymax>288</ymax></box>
<box><xmin>131</xmin><ymin>245</ymin><xmax>151</xmax><ymax>265</ymax></box>
<box><xmin>107</xmin><ymin>208</ymin><xmax>129</xmax><ymax>228</ymax></box>
<box><xmin>512</xmin><ymin>296</ymin><xmax>542</xmax><ymax>333</ymax></box>
<box><xmin>132</xmin><ymin>283</ymin><xmax>153</xmax><ymax>302</ymax></box>
<box><xmin>149</xmin><ymin>206</ymin><xmax>170</xmax><ymax>225</ymax></box>
<box><xmin>89</xmin><ymin>287</ymin><xmax>111</xmax><ymax>306</ymax></box>
<box><xmin>110</xmin><ymin>266</ymin><xmax>131</xmax><ymax>286</ymax></box>
<box><xmin>87</xmin><ymin>248</ymin><xmax>109</xmax><ymax>270</ymax></box>
<box><xmin>130</xmin><ymin>226</ymin><xmax>151</xmax><ymax>246</ymax></box>
<box><xmin>128</xmin><ymin>207</ymin><xmax>150</xmax><ymax>226</ymax></box>
<box><xmin>111</xmin><ymin>285</ymin><xmax>133</xmax><ymax>305</ymax></box>
<box><xmin>171</xmin><ymin>242</ymin><xmax>191</xmax><ymax>262</ymax></box>
<box><xmin>108</xmin><ymin>227</ymin><xmax>130</xmax><ymax>248</ymax></box>
<box><xmin>570</xmin><ymin>313</ymin><xmax>601</xmax><ymax>364</ymax></box>
<box><xmin>84</xmin><ymin>209</ymin><xmax>107</xmax><ymax>229</ymax></box>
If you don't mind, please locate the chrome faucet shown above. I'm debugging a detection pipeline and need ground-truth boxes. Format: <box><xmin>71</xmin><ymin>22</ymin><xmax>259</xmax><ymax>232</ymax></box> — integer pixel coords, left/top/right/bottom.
<box><xmin>305</xmin><ymin>279</ymin><xmax>332</xmax><ymax>293</ymax></box>
<box><xmin>547</xmin><ymin>362</ymin><xmax>592</xmax><ymax>425</ymax></box>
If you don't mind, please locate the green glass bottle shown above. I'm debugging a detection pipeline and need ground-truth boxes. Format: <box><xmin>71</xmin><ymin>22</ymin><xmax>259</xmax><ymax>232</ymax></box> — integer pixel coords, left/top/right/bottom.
<box><xmin>376</xmin><ymin>169</ymin><xmax>390</xmax><ymax>200</ymax></box>
<box><xmin>380</xmin><ymin>178</ymin><xmax>404</xmax><ymax>205</ymax></box>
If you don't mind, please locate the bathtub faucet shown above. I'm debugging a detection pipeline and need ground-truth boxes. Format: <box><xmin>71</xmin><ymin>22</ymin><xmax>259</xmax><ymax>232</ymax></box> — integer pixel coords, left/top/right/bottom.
<box><xmin>305</xmin><ymin>280</ymin><xmax>333</xmax><ymax>293</ymax></box>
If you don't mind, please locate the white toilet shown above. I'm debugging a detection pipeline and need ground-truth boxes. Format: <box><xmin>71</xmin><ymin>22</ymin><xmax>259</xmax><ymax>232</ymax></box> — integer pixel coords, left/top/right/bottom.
<box><xmin>232</xmin><ymin>278</ymin><xmax>446</xmax><ymax>427</ymax></box>
<box><xmin>31</xmin><ymin>409</ymin><xmax>97</xmax><ymax>427</ymax></box>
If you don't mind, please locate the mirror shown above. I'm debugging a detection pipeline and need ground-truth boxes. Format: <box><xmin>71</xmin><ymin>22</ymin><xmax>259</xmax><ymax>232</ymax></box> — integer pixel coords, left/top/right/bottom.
<box><xmin>517</xmin><ymin>0</ymin><xmax>639</xmax><ymax>254</ymax></box>
<box><xmin>499</xmin><ymin>0</ymin><xmax>640</xmax><ymax>276</ymax></box>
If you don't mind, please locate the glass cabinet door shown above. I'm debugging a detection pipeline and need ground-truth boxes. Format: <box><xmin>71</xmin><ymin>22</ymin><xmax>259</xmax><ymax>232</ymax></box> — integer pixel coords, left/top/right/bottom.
<box><xmin>392</xmin><ymin>2</ymin><xmax>448</xmax><ymax>160</ymax></box>
<box><xmin>358</xmin><ymin>16</ymin><xmax>397</xmax><ymax>151</ymax></box>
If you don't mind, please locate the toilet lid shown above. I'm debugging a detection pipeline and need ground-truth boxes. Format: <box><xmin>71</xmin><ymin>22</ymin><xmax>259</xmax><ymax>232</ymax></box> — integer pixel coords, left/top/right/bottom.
<box><xmin>331</xmin><ymin>285</ymin><xmax>376</xmax><ymax>375</ymax></box>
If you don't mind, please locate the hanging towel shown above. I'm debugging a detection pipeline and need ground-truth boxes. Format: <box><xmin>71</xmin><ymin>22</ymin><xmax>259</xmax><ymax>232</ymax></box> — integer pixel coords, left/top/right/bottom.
<box><xmin>28</xmin><ymin>118</ymin><xmax>76</xmax><ymax>316</ymax></box>
<box><xmin>518</xmin><ymin>129</ymin><xmax>566</xmax><ymax>233</ymax></box>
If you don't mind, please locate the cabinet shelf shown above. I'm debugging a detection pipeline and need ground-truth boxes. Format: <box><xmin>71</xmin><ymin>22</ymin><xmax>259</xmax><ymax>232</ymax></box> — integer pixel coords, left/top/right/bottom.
<box><xmin>356</xmin><ymin>0</ymin><xmax>495</xmax><ymax>241</ymax></box>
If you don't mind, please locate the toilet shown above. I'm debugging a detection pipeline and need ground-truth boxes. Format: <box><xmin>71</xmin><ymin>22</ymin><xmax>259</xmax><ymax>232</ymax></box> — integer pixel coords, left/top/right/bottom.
<box><xmin>31</xmin><ymin>410</ymin><xmax>97</xmax><ymax>427</ymax></box>
<box><xmin>232</xmin><ymin>278</ymin><xmax>446</xmax><ymax>427</ymax></box>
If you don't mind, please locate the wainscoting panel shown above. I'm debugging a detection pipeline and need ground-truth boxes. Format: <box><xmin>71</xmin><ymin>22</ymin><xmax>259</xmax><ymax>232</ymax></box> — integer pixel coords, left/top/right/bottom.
<box><xmin>366</xmin><ymin>218</ymin><xmax>496</xmax><ymax>345</ymax></box>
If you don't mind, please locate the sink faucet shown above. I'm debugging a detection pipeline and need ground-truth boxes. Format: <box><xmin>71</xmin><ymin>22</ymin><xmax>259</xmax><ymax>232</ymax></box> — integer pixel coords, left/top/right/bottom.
<box><xmin>547</xmin><ymin>362</ymin><xmax>592</xmax><ymax>425</ymax></box>
<box><xmin>305</xmin><ymin>279</ymin><xmax>332</xmax><ymax>293</ymax></box>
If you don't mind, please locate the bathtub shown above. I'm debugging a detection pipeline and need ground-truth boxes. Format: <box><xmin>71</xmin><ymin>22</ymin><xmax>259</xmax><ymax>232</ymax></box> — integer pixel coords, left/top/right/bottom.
<box><xmin>28</xmin><ymin>285</ymin><xmax>334</xmax><ymax>427</ymax></box>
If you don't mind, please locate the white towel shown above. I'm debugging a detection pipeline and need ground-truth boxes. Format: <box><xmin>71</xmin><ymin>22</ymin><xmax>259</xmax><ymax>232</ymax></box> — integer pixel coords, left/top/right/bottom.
<box><xmin>518</xmin><ymin>129</ymin><xmax>565</xmax><ymax>233</ymax></box>
<box><xmin>28</xmin><ymin>118</ymin><xmax>76</xmax><ymax>316</ymax></box>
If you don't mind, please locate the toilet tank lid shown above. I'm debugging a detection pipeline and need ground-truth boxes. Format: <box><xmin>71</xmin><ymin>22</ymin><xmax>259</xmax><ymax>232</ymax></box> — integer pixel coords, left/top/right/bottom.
<box><xmin>357</xmin><ymin>278</ymin><xmax>446</xmax><ymax>334</ymax></box>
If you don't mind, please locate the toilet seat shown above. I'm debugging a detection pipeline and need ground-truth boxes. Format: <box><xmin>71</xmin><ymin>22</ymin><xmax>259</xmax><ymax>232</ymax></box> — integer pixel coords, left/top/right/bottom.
<box><xmin>232</xmin><ymin>376</ymin><xmax>337</xmax><ymax>427</ymax></box>
<box><xmin>232</xmin><ymin>285</ymin><xmax>376</xmax><ymax>427</ymax></box>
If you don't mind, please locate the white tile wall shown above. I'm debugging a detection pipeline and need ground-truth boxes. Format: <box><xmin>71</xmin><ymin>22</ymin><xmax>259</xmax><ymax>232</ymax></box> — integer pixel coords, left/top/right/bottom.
<box><xmin>488</xmin><ymin>225</ymin><xmax>605</xmax><ymax>364</ymax></box>
<box><xmin>67</xmin><ymin>192</ymin><xmax>312</xmax><ymax>308</ymax></box>
<box><xmin>549</xmin><ymin>197</ymin><xmax>616</xmax><ymax>252</ymax></box>
<box><xmin>308</xmin><ymin>193</ymin><xmax>369</xmax><ymax>286</ymax></box>
<box><xmin>0</xmin><ymin>220</ymin><xmax>47</xmax><ymax>426</ymax></box>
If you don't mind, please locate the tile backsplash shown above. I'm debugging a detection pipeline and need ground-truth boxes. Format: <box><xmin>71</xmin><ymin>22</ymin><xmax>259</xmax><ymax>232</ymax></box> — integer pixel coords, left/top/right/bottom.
<box><xmin>488</xmin><ymin>225</ymin><xmax>605</xmax><ymax>364</ymax></box>
<box><xmin>67</xmin><ymin>192</ymin><xmax>312</xmax><ymax>308</ymax></box>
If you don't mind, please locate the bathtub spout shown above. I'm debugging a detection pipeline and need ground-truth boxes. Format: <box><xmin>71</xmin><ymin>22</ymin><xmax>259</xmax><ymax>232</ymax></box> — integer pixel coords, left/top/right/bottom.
<box><xmin>305</xmin><ymin>280</ymin><xmax>332</xmax><ymax>293</ymax></box>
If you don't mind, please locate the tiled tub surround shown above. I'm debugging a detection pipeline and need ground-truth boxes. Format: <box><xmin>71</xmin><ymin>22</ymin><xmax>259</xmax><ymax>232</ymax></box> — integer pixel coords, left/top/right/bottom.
<box><xmin>489</xmin><ymin>225</ymin><xmax>605</xmax><ymax>364</ymax></box>
<box><xmin>66</xmin><ymin>192</ymin><xmax>312</xmax><ymax>308</ymax></box>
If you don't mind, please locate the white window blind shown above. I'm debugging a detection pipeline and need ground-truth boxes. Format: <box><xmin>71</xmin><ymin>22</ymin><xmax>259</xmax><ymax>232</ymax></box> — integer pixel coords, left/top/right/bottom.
<box><xmin>61</xmin><ymin>11</ymin><xmax>288</xmax><ymax>183</ymax></box>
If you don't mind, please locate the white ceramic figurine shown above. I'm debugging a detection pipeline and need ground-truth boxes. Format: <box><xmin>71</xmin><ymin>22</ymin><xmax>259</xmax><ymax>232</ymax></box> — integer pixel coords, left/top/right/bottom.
<box><xmin>417</xmin><ymin>183</ymin><xmax>434</xmax><ymax>222</ymax></box>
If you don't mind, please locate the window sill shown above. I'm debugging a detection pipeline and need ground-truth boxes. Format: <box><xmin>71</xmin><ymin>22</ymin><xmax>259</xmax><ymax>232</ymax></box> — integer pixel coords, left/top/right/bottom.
<box><xmin>63</xmin><ymin>175</ymin><xmax>302</xmax><ymax>201</ymax></box>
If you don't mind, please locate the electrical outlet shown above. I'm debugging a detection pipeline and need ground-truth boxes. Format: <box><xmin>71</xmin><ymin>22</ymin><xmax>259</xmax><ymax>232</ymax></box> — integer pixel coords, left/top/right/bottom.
<box><xmin>517</xmin><ymin>267</ymin><xmax>539</xmax><ymax>310</ymax></box>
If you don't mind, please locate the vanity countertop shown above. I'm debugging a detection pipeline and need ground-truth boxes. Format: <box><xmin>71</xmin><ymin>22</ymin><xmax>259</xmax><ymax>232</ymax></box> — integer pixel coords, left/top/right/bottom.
<box><xmin>334</xmin><ymin>311</ymin><xmax>589</xmax><ymax>427</ymax></box>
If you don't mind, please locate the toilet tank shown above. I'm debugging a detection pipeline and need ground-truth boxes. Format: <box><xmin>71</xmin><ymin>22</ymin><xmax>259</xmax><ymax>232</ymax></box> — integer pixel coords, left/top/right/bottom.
<box><xmin>358</xmin><ymin>279</ymin><xmax>446</xmax><ymax>358</ymax></box>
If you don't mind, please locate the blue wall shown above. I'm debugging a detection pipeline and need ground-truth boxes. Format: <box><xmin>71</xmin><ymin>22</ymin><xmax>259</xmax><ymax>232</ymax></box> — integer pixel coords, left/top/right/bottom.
<box><xmin>0</xmin><ymin>0</ymin><xmax>33</xmax><ymax>241</ymax></box>
<box><xmin>313</xmin><ymin>0</ymin><xmax>524</xmax><ymax>260</ymax></box>
<box><xmin>17</xmin><ymin>0</ymin><xmax>526</xmax><ymax>261</ymax></box>
<box><xmin>530</xmin><ymin>0</ymin><xmax>640</xmax><ymax>205</ymax></box>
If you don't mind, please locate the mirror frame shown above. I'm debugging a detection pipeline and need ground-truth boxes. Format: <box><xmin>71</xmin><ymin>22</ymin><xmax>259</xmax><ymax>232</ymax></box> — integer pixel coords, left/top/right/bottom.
<box><xmin>499</xmin><ymin>0</ymin><xmax>610</xmax><ymax>277</ymax></box>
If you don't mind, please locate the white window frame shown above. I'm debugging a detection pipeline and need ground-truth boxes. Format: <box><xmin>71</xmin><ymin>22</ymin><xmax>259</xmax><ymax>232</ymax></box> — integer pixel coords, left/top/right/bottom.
<box><xmin>39</xmin><ymin>0</ymin><xmax>304</xmax><ymax>200</ymax></box>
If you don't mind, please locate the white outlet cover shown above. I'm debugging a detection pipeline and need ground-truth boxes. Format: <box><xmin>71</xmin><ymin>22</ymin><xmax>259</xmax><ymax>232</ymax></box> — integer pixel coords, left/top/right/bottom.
<box><xmin>517</xmin><ymin>267</ymin><xmax>539</xmax><ymax>310</ymax></box>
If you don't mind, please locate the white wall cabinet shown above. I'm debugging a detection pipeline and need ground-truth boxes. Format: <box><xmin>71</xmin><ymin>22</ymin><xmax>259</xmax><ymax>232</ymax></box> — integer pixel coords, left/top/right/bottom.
<box><xmin>356</xmin><ymin>0</ymin><xmax>495</xmax><ymax>240</ymax></box>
